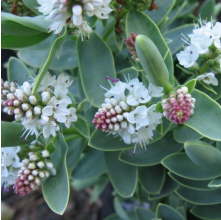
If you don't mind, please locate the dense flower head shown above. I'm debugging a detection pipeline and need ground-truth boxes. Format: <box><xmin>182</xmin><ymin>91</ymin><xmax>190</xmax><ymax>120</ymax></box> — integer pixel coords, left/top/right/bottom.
<box><xmin>13</xmin><ymin>150</ymin><xmax>55</xmax><ymax>196</ymax></box>
<box><xmin>1</xmin><ymin>147</ymin><xmax>21</xmax><ymax>191</ymax></box>
<box><xmin>176</xmin><ymin>16</ymin><xmax>220</xmax><ymax>86</ymax></box>
<box><xmin>1</xmin><ymin>73</ymin><xmax>77</xmax><ymax>140</ymax></box>
<box><xmin>93</xmin><ymin>76</ymin><xmax>164</xmax><ymax>153</ymax></box>
<box><xmin>125</xmin><ymin>33</ymin><xmax>139</xmax><ymax>62</ymax></box>
<box><xmin>162</xmin><ymin>86</ymin><xmax>195</xmax><ymax>124</ymax></box>
<box><xmin>37</xmin><ymin>0</ymin><xmax>112</xmax><ymax>37</ymax></box>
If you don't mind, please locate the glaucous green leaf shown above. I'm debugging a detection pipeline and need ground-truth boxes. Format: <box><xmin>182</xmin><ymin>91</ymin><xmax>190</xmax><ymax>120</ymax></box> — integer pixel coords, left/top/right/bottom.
<box><xmin>191</xmin><ymin>204</ymin><xmax>221</xmax><ymax>220</ymax></box>
<box><xmin>72</xmin><ymin>176</ymin><xmax>100</xmax><ymax>190</ymax></box>
<box><xmin>104</xmin><ymin>151</ymin><xmax>137</xmax><ymax>198</ymax></box>
<box><xmin>2</xmin><ymin>20</ymin><xmax>41</xmax><ymax>36</ymax></box>
<box><xmin>1</xmin><ymin>12</ymin><xmax>50</xmax><ymax>32</ymax></box>
<box><xmin>163</xmin><ymin>24</ymin><xmax>194</xmax><ymax>54</ymax></box>
<box><xmin>77</xmin><ymin>31</ymin><xmax>116</xmax><ymax>107</ymax></box>
<box><xmin>162</xmin><ymin>153</ymin><xmax>221</xmax><ymax>180</ymax></box>
<box><xmin>1</xmin><ymin>121</ymin><xmax>35</xmax><ymax>147</ymax></box>
<box><xmin>176</xmin><ymin>186</ymin><xmax>221</xmax><ymax>205</ymax></box>
<box><xmin>89</xmin><ymin>129</ymin><xmax>134</xmax><ymax>151</ymax></box>
<box><xmin>145</xmin><ymin>0</ymin><xmax>175</xmax><ymax>26</ymax></box>
<box><xmin>71</xmin><ymin>115</ymin><xmax>90</xmax><ymax>139</ymax></box>
<box><xmin>156</xmin><ymin>203</ymin><xmax>185</xmax><ymax>220</ymax></box>
<box><xmin>119</xmin><ymin>132</ymin><xmax>182</xmax><ymax>166</ymax></box>
<box><xmin>184</xmin><ymin>89</ymin><xmax>221</xmax><ymax>141</ymax></box>
<box><xmin>7</xmin><ymin>57</ymin><xmax>33</xmax><ymax>85</ymax></box>
<box><xmin>135</xmin><ymin>207</ymin><xmax>156</xmax><ymax>220</ymax></box>
<box><xmin>45</xmin><ymin>142</ymin><xmax>56</xmax><ymax>154</ymax></box>
<box><xmin>168</xmin><ymin>172</ymin><xmax>211</xmax><ymax>190</ymax></box>
<box><xmin>184</xmin><ymin>79</ymin><xmax>196</xmax><ymax>93</ymax></box>
<box><xmin>66</xmin><ymin>135</ymin><xmax>86</xmax><ymax>172</ymax></box>
<box><xmin>199</xmin><ymin>0</ymin><xmax>215</xmax><ymax>18</ymax></box>
<box><xmin>114</xmin><ymin>25</ymin><xmax>126</xmax><ymax>51</ymax></box>
<box><xmin>173</xmin><ymin>125</ymin><xmax>201</xmax><ymax>144</ymax></box>
<box><xmin>32</xmin><ymin>28</ymin><xmax>67</xmax><ymax>93</ymax></box>
<box><xmin>72</xmin><ymin>148</ymin><xmax>106</xmax><ymax>180</ymax></box>
<box><xmin>126</xmin><ymin>10</ymin><xmax>174</xmax><ymax>87</ymax></box>
<box><xmin>184</xmin><ymin>141</ymin><xmax>221</xmax><ymax>172</ymax></box>
<box><xmin>148</xmin><ymin>174</ymin><xmax>179</xmax><ymax>200</ymax></box>
<box><xmin>42</xmin><ymin>133</ymin><xmax>69</xmax><ymax>215</ymax></box>
<box><xmin>138</xmin><ymin>164</ymin><xmax>166</xmax><ymax>194</ymax></box>
<box><xmin>18</xmin><ymin>37</ymin><xmax>78</xmax><ymax>70</ymax></box>
<box><xmin>208</xmin><ymin>177</ymin><xmax>221</xmax><ymax>189</ymax></box>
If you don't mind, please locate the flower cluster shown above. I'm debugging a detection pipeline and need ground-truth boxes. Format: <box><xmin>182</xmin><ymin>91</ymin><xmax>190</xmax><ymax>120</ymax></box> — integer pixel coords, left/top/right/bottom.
<box><xmin>125</xmin><ymin>32</ymin><xmax>139</xmax><ymax>62</ymax></box>
<box><xmin>13</xmin><ymin>150</ymin><xmax>55</xmax><ymax>196</ymax></box>
<box><xmin>176</xmin><ymin>17</ymin><xmax>221</xmax><ymax>86</ymax></box>
<box><xmin>37</xmin><ymin>0</ymin><xmax>112</xmax><ymax>37</ymax></box>
<box><xmin>162</xmin><ymin>86</ymin><xmax>195</xmax><ymax>124</ymax></box>
<box><xmin>1</xmin><ymin>147</ymin><xmax>21</xmax><ymax>191</ymax></box>
<box><xmin>1</xmin><ymin>73</ymin><xmax>77</xmax><ymax>140</ymax></box>
<box><xmin>93</xmin><ymin>76</ymin><xmax>163</xmax><ymax>153</ymax></box>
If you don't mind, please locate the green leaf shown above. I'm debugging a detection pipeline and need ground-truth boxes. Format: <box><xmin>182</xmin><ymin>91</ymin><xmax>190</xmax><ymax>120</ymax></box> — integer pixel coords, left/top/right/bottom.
<box><xmin>45</xmin><ymin>142</ymin><xmax>56</xmax><ymax>154</ymax></box>
<box><xmin>32</xmin><ymin>28</ymin><xmax>67</xmax><ymax>94</ymax></box>
<box><xmin>156</xmin><ymin>203</ymin><xmax>185</xmax><ymax>220</ymax></box>
<box><xmin>184</xmin><ymin>89</ymin><xmax>221</xmax><ymax>141</ymax></box>
<box><xmin>66</xmin><ymin>135</ymin><xmax>86</xmax><ymax>172</ymax></box>
<box><xmin>2</xmin><ymin>33</ymin><xmax>50</xmax><ymax>49</ymax></box>
<box><xmin>72</xmin><ymin>176</ymin><xmax>100</xmax><ymax>190</ymax></box>
<box><xmin>168</xmin><ymin>172</ymin><xmax>211</xmax><ymax>190</ymax></box>
<box><xmin>114</xmin><ymin>197</ymin><xmax>130</xmax><ymax>220</ymax></box>
<box><xmin>173</xmin><ymin>125</ymin><xmax>202</xmax><ymax>144</ymax></box>
<box><xmin>135</xmin><ymin>207</ymin><xmax>156</xmax><ymax>220</ymax></box>
<box><xmin>119</xmin><ymin>131</ymin><xmax>183</xmax><ymax>166</ymax></box>
<box><xmin>90</xmin><ymin>178</ymin><xmax>109</xmax><ymax>203</ymax></box>
<box><xmin>163</xmin><ymin>24</ymin><xmax>195</xmax><ymax>54</ymax></box>
<box><xmin>18</xmin><ymin>37</ymin><xmax>78</xmax><ymax>71</ymax></box>
<box><xmin>7</xmin><ymin>57</ymin><xmax>33</xmax><ymax>85</ymax></box>
<box><xmin>71</xmin><ymin>115</ymin><xmax>90</xmax><ymax>139</ymax></box>
<box><xmin>208</xmin><ymin>177</ymin><xmax>221</xmax><ymax>189</ymax></box>
<box><xmin>104</xmin><ymin>214</ymin><xmax>122</xmax><ymax>220</ymax></box>
<box><xmin>77</xmin><ymin>31</ymin><xmax>116</xmax><ymax>107</ymax></box>
<box><xmin>199</xmin><ymin>0</ymin><xmax>215</xmax><ymax>18</ymax></box>
<box><xmin>184</xmin><ymin>141</ymin><xmax>221</xmax><ymax>172</ymax></box>
<box><xmin>72</xmin><ymin>148</ymin><xmax>106</xmax><ymax>180</ymax></box>
<box><xmin>42</xmin><ymin>133</ymin><xmax>69</xmax><ymax>215</ymax></box>
<box><xmin>1</xmin><ymin>12</ymin><xmax>50</xmax><ymax>32</ymax></box>
<box><xmin>145</xmin><ymin>0</ymin><xmax>175</xmax><ymax>26</ymax></box>
<box><xmin>1</xmin><ymin>121</ymin><xmax>35</xmax><ymax>147</ymax></box>
<box><xmin>104</xmin><ymin>151</ymin><xmax>137</xmax><ymax>198</ymax></box>
<box><xmin>176</xmin><ymin>186</ymin><xmax>221</xmax><ymax>205</ymax></box>
<box><xmin>126</xmin><ymin>10</ymin><xmax>174</xmax><ymax>88</ymax></box>
<box><xmin>138</xmin><ymin>164</ymin><xmax>166</xmax><ymax>194</ymax></box>
<box><xmin>89</xmin><ymin>129</ymin><xmax>134</xmax><ymax>151</ymax></box>
<box><xmin>2</xmin><ymin>20</ymin><xmax>41</xmax><ymax>36</ymax></box>
<box><xmin>22</xmin><ymin>0</ymin><xmax>41</xmax><ymax>15</ymax></box>
<box><xmin>162</xmin><ymin>153</ymin><xmax>221</xmax><ymax>180</ymax></box>
<box><xmin>191</xmin><ymin>204</ymin><xmax>221</xmax><ymax>220</ymax></box>
<box><xmin>148</xmin><ymin>174</ymin><xmax>179</xmax><ymax>200</ymax></box>
<box><xmin>184</xmin><ymin>79</ymin><xmax>196</xmax><ymax>94</ymax></box>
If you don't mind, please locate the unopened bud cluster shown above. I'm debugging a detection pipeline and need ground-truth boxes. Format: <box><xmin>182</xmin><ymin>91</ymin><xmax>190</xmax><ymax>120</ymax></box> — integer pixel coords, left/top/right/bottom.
<box><xmin>13</xmin><ymin>150</ymin><xmax>55</xmax><ymax>196</ymax></box>
<box><xmin>94</xmin><ymin>76</ymin><xmax>164</xmax><ymax>153</ymax></box>
<box><xmin>125</xmin><ymin>32</ymin><xmax>140</xmax><ymax>62</ymax></box>
<box><xmin>1</xmin><ymin>72</ymin><xmax>77</xmax><ymax>140</ymax></box>
<box><xmin>176</xmin><ymin>16</ymin><xmax>221</xmax><ymax>86</ymax></box>
<box><xmin>132</xmin><ymin>0</ymin><xmax>153</xmax><ymax>11</ymax></box>
<box><xmin>162</xmin><ymin>86</ymin><xmax>195</xmax><ymax>124</ymax></box>
<box><xmin>37</xmin><ymin>0</ymin><xmax>112</xmax><ymax>37</ymax></box>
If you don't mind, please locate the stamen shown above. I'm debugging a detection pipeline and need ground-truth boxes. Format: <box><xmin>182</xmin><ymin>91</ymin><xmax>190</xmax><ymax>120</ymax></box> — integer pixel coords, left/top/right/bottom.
<box><xmin>98</xmin><ymin>85</ymin><xmax>109</xmax><ymax>91</ymax></box>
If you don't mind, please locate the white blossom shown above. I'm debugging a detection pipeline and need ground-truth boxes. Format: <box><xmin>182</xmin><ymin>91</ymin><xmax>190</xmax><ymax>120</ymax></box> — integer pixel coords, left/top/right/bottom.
<box><xmin>196</xmin><ymin>73</ymin><xmax>218</xmax><ymax>86</ymax></box>
<box><xmin>43</xmin><ymin>121</ymin><xmax>60</xmax><ymax>138</ymax></box>
<box><xmin>176</xmin><ymin>45</ymin><xmax>199</xmax><ymax>68</ymax></box>
<box><xmin>65</xmin><ymin>108</ymin><xmax>78</xmax><ymax>128</ymax></box>
<box><xmin>36</xmin><ymin>72</ymin><xmax>57</xmax><ymax>92</ymax></box>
